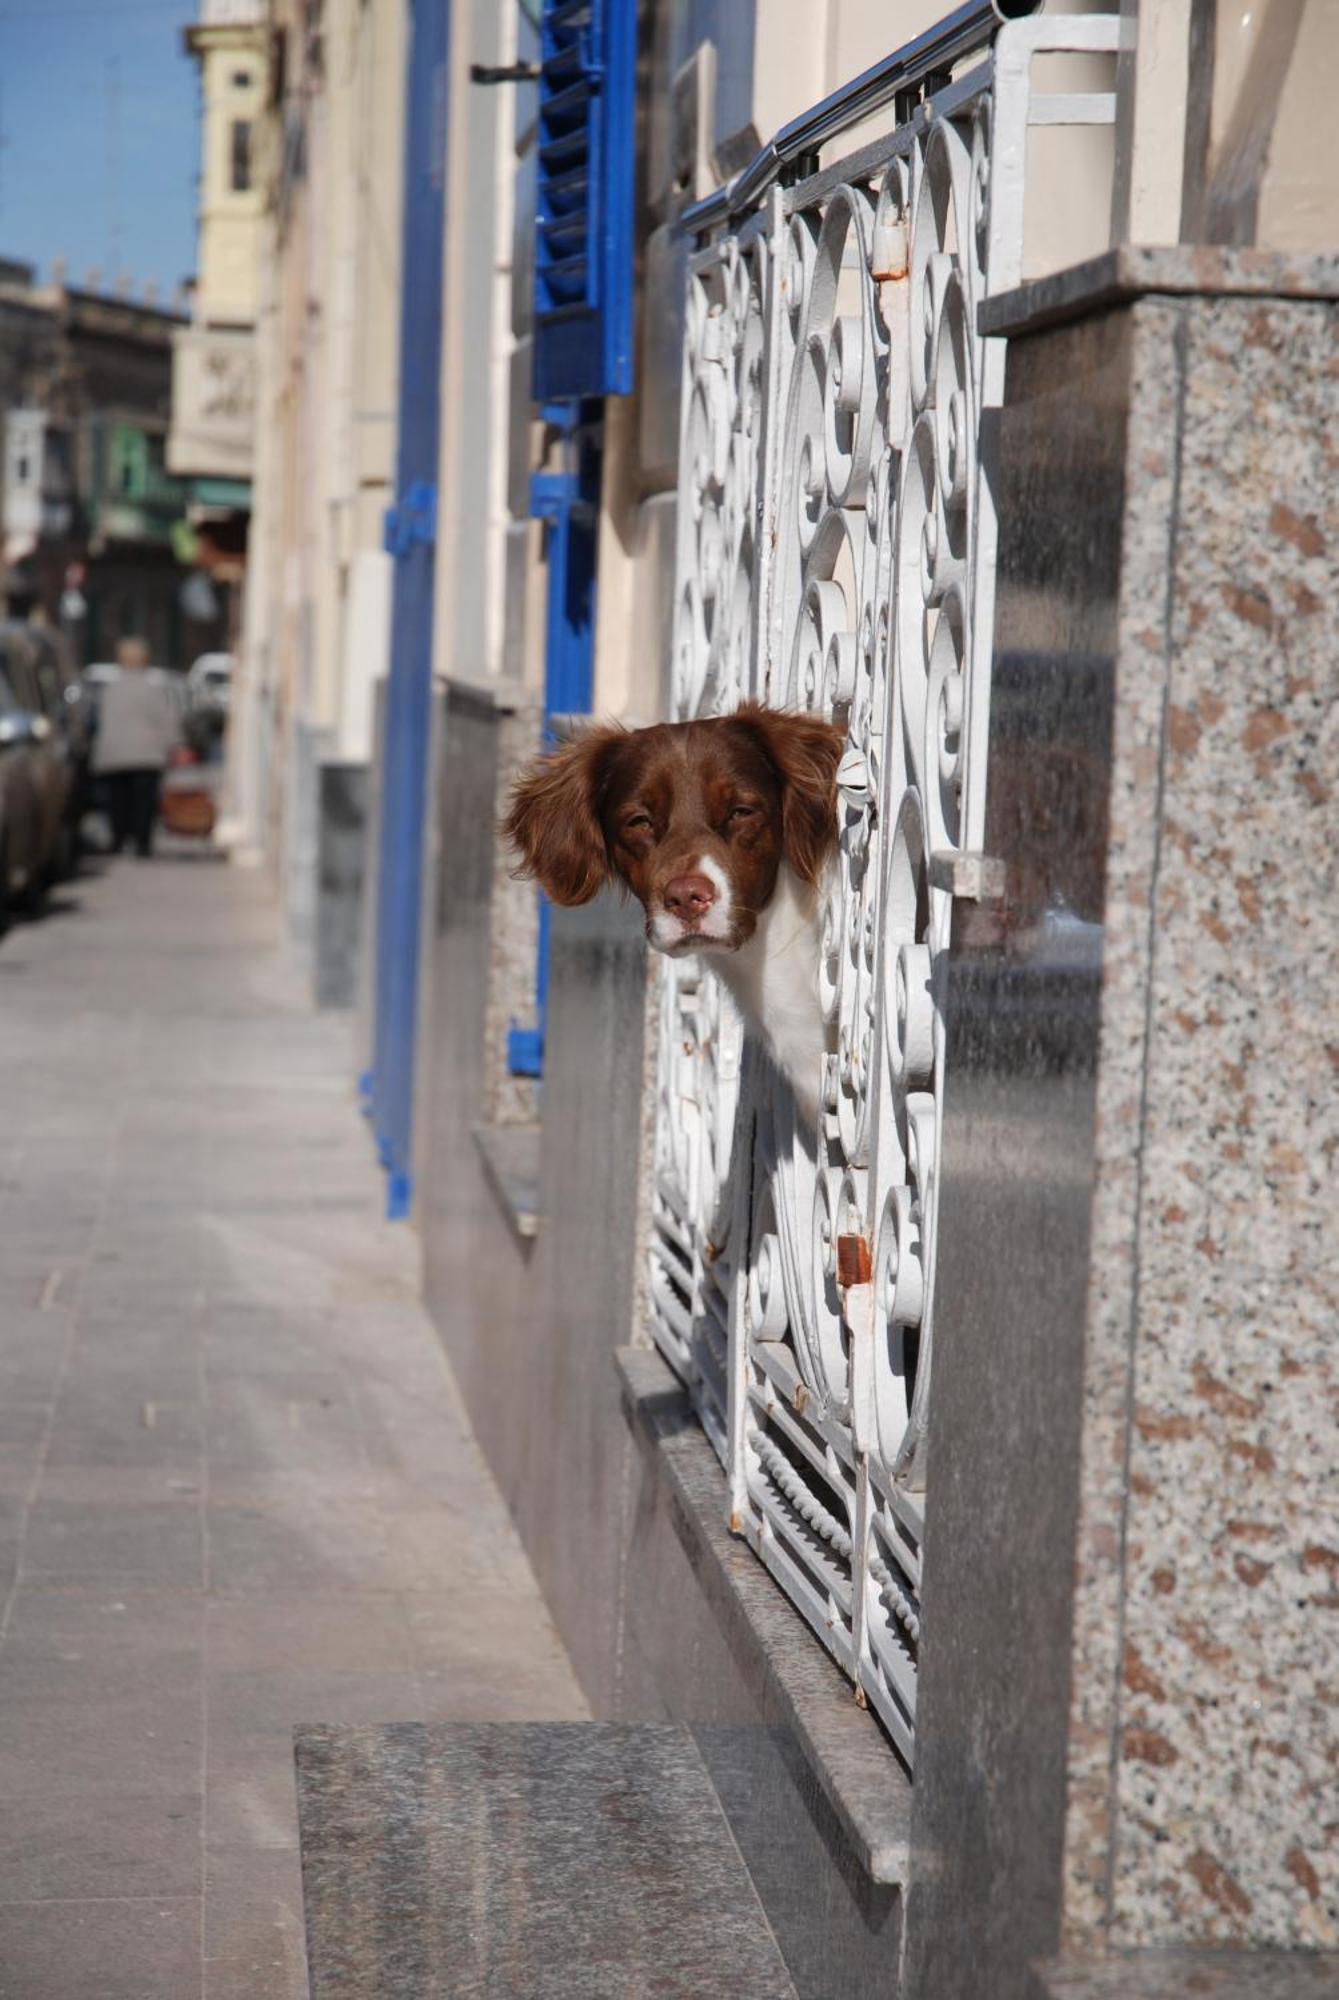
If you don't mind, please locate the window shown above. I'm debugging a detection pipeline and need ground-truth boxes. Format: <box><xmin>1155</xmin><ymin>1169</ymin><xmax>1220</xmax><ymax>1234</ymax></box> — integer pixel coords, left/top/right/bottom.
<box><xmin>532</xmin><ymin>0</ymin><xmax>636</xmax><ymax>402</ymax></box>
<box><xmin>110</xmin><ymin>425</ymin><xmax>148</xmax><ymax>500</ymax></box>
<box><xmin>231</xmin><ymin>68</ymin><xmax>252</xmax><ymax>89</ymax></box>
<box><xmin>230</xmin><ymin>119</ymin><xmax>253</xmax><ymax>193</ymax></box>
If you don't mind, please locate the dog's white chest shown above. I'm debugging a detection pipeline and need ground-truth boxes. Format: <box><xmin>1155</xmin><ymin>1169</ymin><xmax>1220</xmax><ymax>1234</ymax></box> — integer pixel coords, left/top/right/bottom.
<box><xmin>711</xmin><ymin>864</ymin><xmax>825</xmax><ymax>1125</ymax></box>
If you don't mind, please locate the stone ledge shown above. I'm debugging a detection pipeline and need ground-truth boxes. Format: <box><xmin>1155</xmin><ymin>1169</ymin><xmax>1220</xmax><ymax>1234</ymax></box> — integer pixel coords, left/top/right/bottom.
<box><xmin>981</xmin><ymin>244</ymin><xmax>1339</xmax><ymax>341</ymax></box>
<box><xmin>443</xmin><ymin>671</ymin><xmax>540</xmax><ymax>717</ymax></box>
<box><xmin>472</xmin><ymin>1122</ymin><xmax>540</xmax><ymax>1243</ymax></box>
<box><xmin>615</xmin><ymin>1343</ymin><xmax>912</xmax><ymax>1886</ymax></box>
<box><xmin>1031</xmin><ymin>1948</ymin><xmax>1339</xmax><ymax>1999</ymax></box>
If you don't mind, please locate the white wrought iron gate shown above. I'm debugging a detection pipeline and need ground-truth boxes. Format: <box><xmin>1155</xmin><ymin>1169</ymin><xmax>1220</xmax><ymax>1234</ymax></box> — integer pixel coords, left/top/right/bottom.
<box><xmin>649</xmin><ymin>12</ymin><xmax>1119</xmax><ymax>1767</ymax></box>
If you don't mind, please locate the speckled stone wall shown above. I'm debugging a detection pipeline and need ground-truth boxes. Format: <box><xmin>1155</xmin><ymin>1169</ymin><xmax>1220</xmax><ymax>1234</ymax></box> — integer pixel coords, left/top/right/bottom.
<box><xmin>480</xmin><ymin>690</ymin><xmax>543</xmax><ymax>1130</ymax></box>
<box><xmin>314</xmin><ymin>761</ymin><xmax>369</xmax><ymax>1009</ymax></box>
<box><xmin>902</xmin><ymin>254</ymin><xmax>1337</xmax><ymax>2000</ymax></box>
<box><xmin>1059</xmin><ymin>295</ymin><xmax>1183</xmax><ymax>1949</ymax></box>
<box><xmin>1067</xmin><ymin>282</ymin><xmax>1338</xmax><ymax>1955</ymax></box>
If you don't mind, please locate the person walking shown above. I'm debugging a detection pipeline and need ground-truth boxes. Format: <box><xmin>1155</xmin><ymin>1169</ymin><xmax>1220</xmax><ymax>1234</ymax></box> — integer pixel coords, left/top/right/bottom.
<box><xmin>93</xmin><ymin>637</ymin><xmax>181</xmax><ymax>858</ymax></box>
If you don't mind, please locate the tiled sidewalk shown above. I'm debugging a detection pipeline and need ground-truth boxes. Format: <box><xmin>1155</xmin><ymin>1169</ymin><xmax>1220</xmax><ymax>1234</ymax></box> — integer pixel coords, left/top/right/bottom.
<box><xmin>0</xmin><ymin>849</ymin><xmax>586</xmax><ymax>1998</ymax></box>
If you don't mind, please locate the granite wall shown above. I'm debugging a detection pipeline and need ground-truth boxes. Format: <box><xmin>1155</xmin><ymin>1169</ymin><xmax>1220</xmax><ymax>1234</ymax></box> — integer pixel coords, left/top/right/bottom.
<box><xmin>417</xmin><ymin>681</ymin><xmax>544</xmax><ymax>1514</ymax></box>
<box><xmin>1059</xmin><ymin>267</ymin><xmax>1338</xmax><ymax>1960</ymax></box>
<box><xmin>282</xmin><ymin>719</ymin><xmax>335</xmax><ymax>972</ymax></box>
<box><xmin>353</xmin><ymin>679</ymin><xmax>387</xmax><ymax>1095</ymax></box>
<box><xmin>313</xmin><ymin>762</ymin><xmax>369</xmax><ymax>1010</ymax></box>
<box><xmin>900</xmin><ymin>251</ymin><xmax>1338</xmax><ymax>2000</ymax></box>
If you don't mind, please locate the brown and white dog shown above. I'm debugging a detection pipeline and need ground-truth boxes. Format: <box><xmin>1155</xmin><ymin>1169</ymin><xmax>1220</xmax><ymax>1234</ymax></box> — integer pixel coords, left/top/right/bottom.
<box><xmin>504</xmin><ymin>705</ymin><xmax>845</xmax><ymax>1125</ymax></box>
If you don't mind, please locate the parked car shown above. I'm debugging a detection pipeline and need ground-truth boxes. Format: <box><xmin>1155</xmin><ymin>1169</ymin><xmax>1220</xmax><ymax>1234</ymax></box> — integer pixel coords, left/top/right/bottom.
<box><xmin>28</xmin><ymin>624</ymin><xmax>91</xmax><ymax>838</ymax></box>
<box><xmin>0</xmin><ymin>623</ymin><xmax>77</xmax><ymax>917</ymax></box>
<box><xmin>185</xmin><ymin>652</ymin><xmax>231</xmax><ymax>763</ymax></box>
<box><xmin>187</xmin><ymin>651</ymin><xmax>232</xmax><ymax>714</ymax></box>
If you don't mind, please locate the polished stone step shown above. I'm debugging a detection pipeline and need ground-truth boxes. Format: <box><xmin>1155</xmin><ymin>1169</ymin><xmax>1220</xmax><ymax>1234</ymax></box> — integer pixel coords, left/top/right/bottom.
<box><xmin>296</xmin><ymin>1721</ymin><xmax>798</xmax><ymax>1999</ymax></box>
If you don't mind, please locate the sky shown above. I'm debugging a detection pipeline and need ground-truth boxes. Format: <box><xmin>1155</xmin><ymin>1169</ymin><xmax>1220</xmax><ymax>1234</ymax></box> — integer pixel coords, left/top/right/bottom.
<box><xmin>0</xmin><ymin>0</ymin><xmax>199</xmax><ymax>301</ymax></box>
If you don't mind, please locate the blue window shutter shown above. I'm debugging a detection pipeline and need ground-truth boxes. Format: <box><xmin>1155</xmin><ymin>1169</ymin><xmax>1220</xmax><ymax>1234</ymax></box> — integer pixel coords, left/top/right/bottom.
<box><xmin>532</xmin><ymin>0</ymin><xmax>636</xmax><ymax>402</ymax></box>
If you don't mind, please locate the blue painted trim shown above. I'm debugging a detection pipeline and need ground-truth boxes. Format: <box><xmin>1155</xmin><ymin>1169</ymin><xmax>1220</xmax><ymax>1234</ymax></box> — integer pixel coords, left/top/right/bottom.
<box><xmin>507</xmin><ymin>1026</ymin><xmax>545</xmax><ymax>1076</ymax></box>
<box><xmin>383</xmin><ymin>480</ymin><xmax>438</xmax><ymax>556</ymax></box>
<box><xmin>506</xmin><ymin>424</ymin><xmax>601</xmax><ymax>1077</ymax></box>
<box><xmin>532</xmin><ymin>0</ymin><xmax>636</xmax><ymax>401</ymax></box>
<box><xmin>386</xmin><ymin>1170</ymin><xmax>413</xmax><ymax>1221</ymax></box>
<box><xmin>369</xmin><ymin>0</ymin><xmax>451</xmax><ymax>1219</ymax></box>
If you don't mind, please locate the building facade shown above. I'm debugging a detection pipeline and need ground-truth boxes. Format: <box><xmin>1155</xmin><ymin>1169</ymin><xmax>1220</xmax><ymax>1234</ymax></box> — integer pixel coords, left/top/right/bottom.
<box><xmin>220</xmin><ymin>0</ymin><xmax>406</xmax><ymax>1006</ymax></box>
<box><xmin>168</xmin><ymin>0</ymin><xmax>267</xmax><ymax>495</ymax></box>
<box><xmin>0</xmin><ymin>265</ymin><xmax>219</xmax><ymax>667</ymax></box>
<box><xmin>251</xmin><ymin>2</ymin><xmax>1339</xmax><ymax>1992</ymax></box>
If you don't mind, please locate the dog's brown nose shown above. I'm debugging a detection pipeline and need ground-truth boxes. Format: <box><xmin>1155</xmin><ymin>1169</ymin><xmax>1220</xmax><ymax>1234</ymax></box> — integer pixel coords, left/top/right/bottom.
<box><xmin>663</xmin><ymin>872</ymin><xmax>717</xmax><ymax>922</ymax></box>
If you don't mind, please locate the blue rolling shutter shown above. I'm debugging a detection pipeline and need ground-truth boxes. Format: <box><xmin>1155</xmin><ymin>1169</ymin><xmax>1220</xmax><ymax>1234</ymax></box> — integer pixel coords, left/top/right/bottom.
<box><xmin>533</xmin><ymin>0</ymin><xmax>636</xmax><ymax>402</ymax></box>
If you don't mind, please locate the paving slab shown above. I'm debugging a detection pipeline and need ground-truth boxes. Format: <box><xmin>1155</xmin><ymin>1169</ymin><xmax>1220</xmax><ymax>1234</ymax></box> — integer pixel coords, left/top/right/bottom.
<box><xmin>0</xmin><ymin>852</ymin><xmax>586</xmax><ymax>1996</ymax></box>
<box><xmin>296</xmin><ymin>1723</ymin><xmax>798</xmax><ymax>2000</ymax></box>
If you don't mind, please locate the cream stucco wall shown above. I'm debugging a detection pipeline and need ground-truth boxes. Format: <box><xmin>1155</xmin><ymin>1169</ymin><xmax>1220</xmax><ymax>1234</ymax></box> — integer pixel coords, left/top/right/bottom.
<box><xmin>223</xmin><ymin>0</ymin><xmax>406</xmax><ymax>867</ymax></box>
<box><xmin>430</xmin><ymin>0</ymin><xmax>519</xmax><ymax>699</ymax></box>
<box><xmin>590</xmin><ymin>0</ymin><xmax>1122</xmax><ymax>726</ymax></box>
<box><xmin>420</xmin><ymin>0</ymin><xmax>1337</xmax><ymax>739</ymax></box>
<box><xmin>189</xmin><ymin>24</ymin><xmax>267</xmax><ymax>328</ymax></box>
<box><xmin>1113</xmin><ymin>0</ymin><xmax>1339</xmax><ymax>248</ymax></box>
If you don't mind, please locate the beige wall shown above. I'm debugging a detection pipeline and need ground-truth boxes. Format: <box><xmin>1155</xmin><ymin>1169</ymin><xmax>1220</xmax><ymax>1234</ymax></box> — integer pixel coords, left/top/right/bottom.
<box><xmin>430</xmin><ymin>0</ymin><xmax>519</xmax><ymax>700</ymax></box>
<box><xmin>590</xmin><ymin>0</ymin><xmax>1121</xmax><ymax>725</ymax></box>
<box><xmin>1204</xmin><ymin>0</ymin><xmax>1339</xmax><ymax>248</ymax></box>
<box><xmin>1113</xmin><ymin>0</ymin><xmax>1339</xmax><ymax>248</ymax></box>
<box><xmin>427</xmin><ymin>0</ymin><xmax>1339</xmax><ymax>740</ymax></box>
<box><xmin>340</xmin><ymin>0</ymin><xmax>406</xmax><ymax>758</ymax></box>
<box><xmin>310</xmin><ymin>0</ymin><xmax>407</xmax><ymax>745</ymax></box>
<box><xmin>226</xmin><ymin>199</ymin><xmax>278</xmax><ymax>853</ymax></box>
<box><xmin>190</xmin><ymin>25</ymin><xmax>267</xmax><ymax>328</ymax></box>
<box><xmin>1257</xmin><ymin>0</ymin><xmax>1339</xmax><ymax>249</ymax></box>
<box><xmin>224</xmin><ymin>0</ymin><xmax>405</xmax><ymax>865</ymax></box>
<box><xmin>232</xmin><ymin>0</ymin><xmax>1337</xmax><ymax>898</ymax></box>
<box><xmin>426</xmin><ymin>0</ymin><xmax>1132</xmax><ymax>733</ymax></box>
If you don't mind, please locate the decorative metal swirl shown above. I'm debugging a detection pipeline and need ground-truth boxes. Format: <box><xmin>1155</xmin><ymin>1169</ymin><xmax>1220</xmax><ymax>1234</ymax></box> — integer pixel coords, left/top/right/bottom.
<box><xmin>750</xmin><ymin>1428</ymin><xmax>855</xmax><ymax>1563</ymax></box>
<box><xmin>648</xmin><ymin>21</ymin><xmax>1119</xmax><ymax>1771</ymax></box>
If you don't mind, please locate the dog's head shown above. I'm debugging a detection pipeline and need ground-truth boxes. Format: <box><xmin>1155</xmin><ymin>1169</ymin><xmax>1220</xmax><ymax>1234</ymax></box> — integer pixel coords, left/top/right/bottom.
<box><xmin>504</xmin><ymin>705</ymin><xmax>845</xmax><ymax>955</ymax></box>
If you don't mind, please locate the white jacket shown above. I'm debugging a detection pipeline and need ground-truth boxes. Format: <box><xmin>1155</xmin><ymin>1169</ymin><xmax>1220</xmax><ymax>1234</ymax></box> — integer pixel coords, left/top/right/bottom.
<box><xmin>93</xmin><ymin>673</ymin><xmax>180</xmax><ymax>773</ymax></box>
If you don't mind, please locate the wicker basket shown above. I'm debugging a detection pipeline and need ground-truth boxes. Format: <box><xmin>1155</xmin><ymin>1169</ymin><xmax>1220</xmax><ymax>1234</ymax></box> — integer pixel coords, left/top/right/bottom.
<box><xmin>160</xmin><ymin>769</ymin><xmax>217</xmax><ymax>838</ymax></box>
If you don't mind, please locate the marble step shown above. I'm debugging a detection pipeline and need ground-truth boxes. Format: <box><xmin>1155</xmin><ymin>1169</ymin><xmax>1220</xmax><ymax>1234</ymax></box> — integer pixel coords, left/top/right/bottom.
<box><xmin>295</xmin><ymin>1721</ymin><xmax>799</xmax><ymax>1999</ymax></box>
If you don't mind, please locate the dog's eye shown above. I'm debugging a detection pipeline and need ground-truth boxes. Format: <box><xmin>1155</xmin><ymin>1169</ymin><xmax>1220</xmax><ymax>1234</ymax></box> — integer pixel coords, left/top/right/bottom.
<box><xmin>727</xmin><ymin>804</ymin><xmax>757</xmax><ymax>822</ymax></box>
<box><xmin>623</xmin><ymin>812</ymin><xmax>653</xmax><ymax>834</ymax></box>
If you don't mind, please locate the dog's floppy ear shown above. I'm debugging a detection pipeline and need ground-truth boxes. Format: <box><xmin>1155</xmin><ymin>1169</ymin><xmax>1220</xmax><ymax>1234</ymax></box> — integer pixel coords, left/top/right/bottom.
<box><xmin>735</xmin><ymin>705</ymin><xmax>846</xmax><ymax>885</ymax></box>
<box><xmin>503</xmin><ymin>726</ymin><xmax>624</xmax><ymax>906</ymax></box>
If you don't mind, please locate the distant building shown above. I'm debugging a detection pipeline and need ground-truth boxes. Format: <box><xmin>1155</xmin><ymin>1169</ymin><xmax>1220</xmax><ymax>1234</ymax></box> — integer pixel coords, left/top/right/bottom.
<box><xmin>0</xmin><ymin>266</ymin><xmax>216</xmax><ymax>666</ymax></box>
<box><xmin>166</xmin><ymin>0</ymin><xmax>269</xmax><ymax>648</ymax></box>
<box><xmin>183</xmin><ymin>0</ymin><xmax>266</xmax><ymax>333</ymax></box>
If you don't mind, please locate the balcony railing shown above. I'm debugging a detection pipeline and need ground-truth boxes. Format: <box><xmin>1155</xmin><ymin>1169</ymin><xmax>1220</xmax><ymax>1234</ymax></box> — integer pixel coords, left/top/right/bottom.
<box><xmin>650</xmin><ymin>10</ymin><xmax>1119</xmax><ymax>1767</ymax></box>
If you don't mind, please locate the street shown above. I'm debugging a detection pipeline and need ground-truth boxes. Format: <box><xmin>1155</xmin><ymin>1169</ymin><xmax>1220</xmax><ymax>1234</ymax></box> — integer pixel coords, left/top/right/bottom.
<box><xmin>0</xmin><ymin>850</ymin><xmax>585</xmax><ymax>1997</ymax></box>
